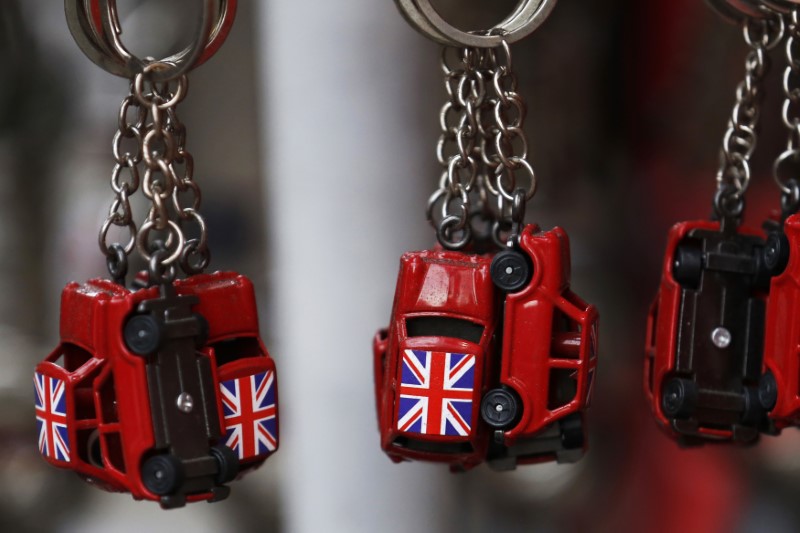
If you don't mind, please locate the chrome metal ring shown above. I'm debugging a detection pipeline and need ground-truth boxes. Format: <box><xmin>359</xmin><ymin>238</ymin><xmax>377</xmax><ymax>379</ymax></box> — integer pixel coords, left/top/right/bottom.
<box><xmin>65</xmin><ymin>0</ymin><xmax>237</xmax><ymax>80</ymax></box>
<box><xmin>706</xmin><ymin>0</ymin><xmax>770</xmax><ymax>23</ymax></box>
<box><xmin>395</xmin><ymin>0</ymin><xmax>557</xmax><ymax>48</ymax></box>
<box><xmin>762</xmin><ymin>1</ymin><xmax>800</xmax><ymax>15</ymax></box>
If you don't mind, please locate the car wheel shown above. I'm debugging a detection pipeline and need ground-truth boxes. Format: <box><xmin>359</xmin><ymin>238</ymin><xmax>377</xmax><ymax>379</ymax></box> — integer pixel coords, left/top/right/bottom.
<box><xmin>210</xmin><ymin>444</ymin><xmax>239</xmax><ymax>484</ymax></box>
<box><xmin>559</xmin><ymin>413</ymin><xmax>584</xmax><ymax>450</ymax></box>
<box><xmin>672</xmin><ymin>244</ymin><xmax>703</xmax><ymax>289</ymax></box>
<box><xmin>661</xmin><ymin>377</ymin><xmax>697</xmax><ymax>419</ymax></box>
<box><xmin>124</xmin><ymin>314</ymin><xmax>162</xmax><ymax>355</ymax></box>
<box><xmin>481</xmin><ymin>388</ymin><xmax>520</xmax><ymax>429</ymax></box>
<box><xmin>758</xmin><ymin>371</ymin><xmax>778</xmax><ymax>411</ymax></box>
<box><xmin>490</xmin><ymin>250</ymin><xmax>531</xmax><ymax>292</ymax></box>
<box><xmin>741</xmin><ymin>386</ymin><xmax>765</xmax><ymax>425</ymax></box>
<box><xmin>763</xmin><ymin>232</ymin><xmax>790</xmax><ymax>276</ymax></box>
<box><xmin>141</xmin><ymin>454</ymin><xmax>184</xmax><ymax>496</ymax></box>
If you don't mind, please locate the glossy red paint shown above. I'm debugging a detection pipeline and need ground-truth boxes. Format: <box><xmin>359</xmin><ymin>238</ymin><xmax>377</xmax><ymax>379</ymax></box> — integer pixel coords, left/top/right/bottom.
<box><xmin>763</xmin><ymin>214</ymin><xmax>800</xmax><ymax>429</ymax></box>
<box><xmin>35</xmin><ymin>271</ymin><xmax>277</xmax><ymax>506</ymax></box>
<box><xmin>375</xmin><ymin>250</ymin><xmax>498</xmax><ymax>471</ymax></box>
<box><xmin>495</xmin><ymin>225</ymin><xmax>598</xmax><ymax>465</ymax></box>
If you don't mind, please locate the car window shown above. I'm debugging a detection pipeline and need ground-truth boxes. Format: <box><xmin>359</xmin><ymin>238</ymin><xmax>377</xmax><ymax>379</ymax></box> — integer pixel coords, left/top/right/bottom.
<box><xmin>406</xmin><ymin>317</ymin><xmax>484</xmax><ymax>344</ymax></box>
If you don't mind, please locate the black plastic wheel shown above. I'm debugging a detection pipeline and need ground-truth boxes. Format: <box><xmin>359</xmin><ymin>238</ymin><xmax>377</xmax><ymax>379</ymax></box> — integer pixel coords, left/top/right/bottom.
<box><xmin>141</xmin><ymin>454</ymin><xmax>183</xmax><ymax>496</ymax></box>
<box><xmin>480</xmin><ymin>388</ymin><xmax>520</xmax><ymax>429</ymax></box>
<box><xmin>763</xmin><ymin>232</ymin><xmax>790</xmax><ymax>276</ymax></box>
<box><xmin>87</xmin><ymin>430</ymin><xmax>102</xmax><ymax>468</ymax></box>
<box><xmin>559</xmin><ymin>413</ymin><xmax>585</xmax><ymax>450</ymax></box>
<box><xmin>194</xmin><ymin>313</ymin><xmax>210</xmax><ymax>349</ymax></box>
<box><xmin>661</xmin><ymin>377</ymin><xmax>697</xmax><ymax>419</ymax></box>
<box><xmin>759</xmin><ymin>371</ymin><xmax>778</xmax><ymax>411</ymax></box>
<box><xmin>210</xmin><ymin>444</ymin><xmax>240</xmax><ymax>484</ymax></box>
<box><xmin>490</xmin><ymin>250</ymin><xmax>531</xmax><ymax>293</ymax></box>
<box><xmin>672</xmin><ymin>244</ymin><xmax>703</xmax><ymax>289</ymax></box>
<box><xmin>741</xmin><ymin>386</ymin><xmax>765</xmax><ymax>426</ymax></box>
<box><xmin>124</xmin><ymin>314</ymin><xmax>162</xmax><ymax>355</ymax></box>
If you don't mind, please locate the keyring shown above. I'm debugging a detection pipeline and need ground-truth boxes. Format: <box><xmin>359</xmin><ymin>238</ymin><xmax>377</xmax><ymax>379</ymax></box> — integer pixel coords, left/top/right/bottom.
<box><xmin>395</xmin><ymin>0</ymin><xmax>557</xmax><ymax>48</ymax></box>
<box><xmin>761</xmin><ymin>0</ymin><xmax>800</xmax><ymax>14</ymax></box>
<box><xmin>65</xmin><ymin>0</ymin><xmax>237</xmax><ymax>80</ymax></box>
<box><xmin>706</xmin><ymin>0</ymin><xmax>770</xmax><ymax>22</ymax></box>
<box><xmin>66</xmin><ymin>0</ymin><xmax>129</xmax><ymax>77</ymax></box>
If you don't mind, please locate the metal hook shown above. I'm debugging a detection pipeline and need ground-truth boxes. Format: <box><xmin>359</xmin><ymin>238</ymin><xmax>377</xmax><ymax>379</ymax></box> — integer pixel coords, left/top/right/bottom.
<box><xmin>65</xmin><ymin>0</ymin><xmax>237</xmax><ymax>80</ymax></box>
<box><xmin>394</xmin><ymin>0</ymin><xmax>556</xmax><ymax>48</ymax></box>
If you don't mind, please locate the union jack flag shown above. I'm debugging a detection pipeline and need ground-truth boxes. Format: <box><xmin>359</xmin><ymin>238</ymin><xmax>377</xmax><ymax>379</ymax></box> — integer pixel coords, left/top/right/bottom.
<box><xmin>396</xmin><ymin>349</ymin><xmax>476</xmax><ymax>436</ymax></box>
<box><xmin>220</xmin><ymin>370</ymin><xmax>277</xmax><ymax>460</ymax></box>
<box><xmin>34</xmin><ymin>372</ymin><xmax>70</xmax><ymax>463</ymax></box>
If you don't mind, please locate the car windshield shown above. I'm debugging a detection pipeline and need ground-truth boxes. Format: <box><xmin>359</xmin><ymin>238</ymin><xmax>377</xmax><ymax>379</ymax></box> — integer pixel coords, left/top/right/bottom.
<box><xmin>406</xmin><ymin>317</ymin><xmax>484</xmax><ymax>344</ymax></box>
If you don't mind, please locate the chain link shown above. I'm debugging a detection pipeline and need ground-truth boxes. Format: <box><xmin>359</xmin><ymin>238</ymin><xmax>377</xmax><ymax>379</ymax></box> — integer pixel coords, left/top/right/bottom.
<box><xmin>427</xmin><ymin>39</ymin><xmax>537</xmax><ymax>250</ymax></box>
<box><xmin>715</xmin><ymin>13</ymin><xmax>784</xmax><ymax>222</ymax></box>
<box><xmin>100</xmin><ymin>61</ymin><xmax>210</xmax><ymax>283</ymax></box>
<box><xmin>427</xmin><ymin>47</ymin><xmax>488</xmax><ymax>249</ymax></box>
<box><xmin>773</xmin><ymin>8</ymin><xmax>800</xmax><ymax>215</ymax></box>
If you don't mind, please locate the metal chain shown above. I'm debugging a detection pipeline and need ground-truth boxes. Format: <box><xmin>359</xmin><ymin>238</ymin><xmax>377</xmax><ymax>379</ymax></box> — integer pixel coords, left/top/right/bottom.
<box><xmin>99</xmin><ymin>87</ymin><xmax>146</xmax><ymax>283</ymax></box>
<box><xmin>427</xmin><ymin>47</ymin><xmax>487</xmax><ymax>250</ymax></box>
<box><xmin>774</xmin><ymin>8</ymin><xmax>800</xmax><ymax>216</ymax></box>
<box><xmin>715</xmin><ymin>13</ymin><xmax>784</xmax><ymax>222</ymax></box>
<box><xmin>100</xmin><ymin>61</ymin><xmax>210</xmax><ymax>284</ymax></box>
<box><xmin>481</xmin><ymin>40</ymin><xmax>535</xmax><ymax>248</ymax></box>
<box><xmin>426</xmin><ymin>40</ymin><xmax>536</xmax><ymax>250</ymax></box>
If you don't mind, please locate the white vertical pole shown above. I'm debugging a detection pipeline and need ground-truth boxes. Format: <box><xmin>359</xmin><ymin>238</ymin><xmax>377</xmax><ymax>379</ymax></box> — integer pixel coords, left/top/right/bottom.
<box><xmin>255</xmin><ymin>1</ymin><xmax>449</xmax><ymax>532</ymax></box>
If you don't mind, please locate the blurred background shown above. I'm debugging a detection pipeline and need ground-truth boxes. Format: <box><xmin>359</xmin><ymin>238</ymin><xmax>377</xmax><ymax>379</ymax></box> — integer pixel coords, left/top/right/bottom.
<box><xmin>2</xmin><ymin>0</ymin><xmax>800</xmax><ymax>531</ymax></box>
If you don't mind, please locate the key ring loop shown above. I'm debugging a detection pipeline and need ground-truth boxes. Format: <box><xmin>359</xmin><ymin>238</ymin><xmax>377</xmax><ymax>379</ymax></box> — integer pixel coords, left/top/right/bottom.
<box><xmin>762</xmin><ymin>1</ymin><xmax>800</xmax><ymax>15</ymax></box>
<box><xmin>65</xmin><ymin>0</ymin><xmax>237</xmax><ymax>80</ymax></box>
<box><xmin>706</xmin><ymin>0</ymin><xmax>774</xmax><ymax>23</ymax></box>
<box><xmin>395</xmin><ymin>0</ymin><xmax>557</xmax><ymax>48</ymax></box>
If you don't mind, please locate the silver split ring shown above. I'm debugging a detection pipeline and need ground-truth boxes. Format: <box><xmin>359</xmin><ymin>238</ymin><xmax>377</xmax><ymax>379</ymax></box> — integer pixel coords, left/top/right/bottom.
<box><xmin>65</xmin><ymin>0</ymin><xmax>237</xmax><ymax>81</ymax></box>
<box><xmin>395</xmin><ymin>0</ymin><xmax>557</xmax><ymax>48</ymax></box>
<box><xmin>706</xmin><ymin>0</ymin><xmax>771</xmax><ymax>23</ymax></box>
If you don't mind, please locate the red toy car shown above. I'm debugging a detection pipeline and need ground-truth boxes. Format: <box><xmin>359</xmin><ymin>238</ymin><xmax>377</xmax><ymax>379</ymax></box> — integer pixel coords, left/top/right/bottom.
<box><xmin>758</xmin><ymin>213</ymin><xmax>800</xmax><ymax>429</ymax></box>
<box><xmin>34</xmin><ymin>272</ymin><xmax>278</xmax><ymax>508</ymax></box>
<box><xmin>644</xmin><ymin>220</ymin><xmax>769</xmax><ymax>443</ymax></box>
<box><xmin>374</xmin><ymin>224</ymin><xmax>598</xmax><ymax>470</ymax></box>
<box><xmin>484</xmin><ymin>225</ymin><xmax>598</xmax><ymax>468</ymax></box>
<box><xmin>374</xmin><ymin>250</ymin><xmax>499</xmax><ymax>471</ymax></box>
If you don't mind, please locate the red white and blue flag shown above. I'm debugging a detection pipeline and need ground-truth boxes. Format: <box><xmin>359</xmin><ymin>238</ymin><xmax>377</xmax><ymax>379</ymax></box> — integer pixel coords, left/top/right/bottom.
<box><xmin>220</xmin><ymin>370</ymin><xmax>277</xmax><ymax>460</ymax></box>
<box><xmin>34</xmin><ymin>372</ymin><xmax>70</xmax><ymax>463</ymax></box>
<box><xmin>396</xmin><ymin>349</ymin><xmax>476</xmax><ymax>436</ymax></box>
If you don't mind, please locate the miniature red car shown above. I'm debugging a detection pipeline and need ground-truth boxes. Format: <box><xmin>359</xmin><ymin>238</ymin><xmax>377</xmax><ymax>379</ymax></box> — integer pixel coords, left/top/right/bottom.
<box><xmin>374</xmin><ymin>250</ymin><xmax>499</xmax><ymax>471</ymax></box>
<box><xmin>374</xmin><ymin>224</ymin><xmax>598</xmax><ymax>470</ymax></box>
<box><xmin>35</xmin><ymin>272</ymin><xmax>278</xmax><ymax>508</ymax></box>
<box><xmin>758</xmin><ymin>213</ymin><xmax>800</xmax><ymax>429</ymax></box>
<box><xmin>483</xmin><ymin>225</ymin><xmax>598</xmax><ymax>468</ymax></box>
<box><xmin>644</xmin><ymin>220</ymin><xmax>769</xmax><ymax>443</ymax></box>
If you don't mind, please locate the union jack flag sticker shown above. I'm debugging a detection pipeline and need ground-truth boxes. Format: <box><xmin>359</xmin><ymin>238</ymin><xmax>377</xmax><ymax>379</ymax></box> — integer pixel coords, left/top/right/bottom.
<box><xmin>220</xmin><ymin>370</ymin><xmax>278</xmax><ymax>460</ymax></box>
<box><xmin>34</xmin><ymin>372</ymin><xmax>70</xmax><ymax>463</ymax></box>
<box><xmin>396</xmin><ymin>349</ymin><xmax>476</xmax><ymax>437</ymax></box>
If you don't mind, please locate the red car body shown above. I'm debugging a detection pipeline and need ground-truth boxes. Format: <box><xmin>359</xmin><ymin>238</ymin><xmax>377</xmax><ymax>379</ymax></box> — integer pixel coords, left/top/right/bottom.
<box><xmin>34</xmin><ymin>272</ymin><xmax>278</xmax><ymax>507</ymax></box>
<box><xmin>645</xmin><ymin>220</ymin><xmax>767</xmax><ymax>443</ymax></box>
<box><xmin>490</xmin><ymin>225</ymin><xmax>598</xmax><ymax>467</ymax></box>
<box><xmin>374</xmin><ymin>225</ymin><xmax>598</xmax><ymax>470</ymax></box>
<box><xmin>762</xmin><ymin>213</ymin><xmax>800</xmax><ymax>429</ymax></box>
<box><xmin>374</xmin><ymin>250</ymin><xmax>499</xmax><ymax>471</ymax></box>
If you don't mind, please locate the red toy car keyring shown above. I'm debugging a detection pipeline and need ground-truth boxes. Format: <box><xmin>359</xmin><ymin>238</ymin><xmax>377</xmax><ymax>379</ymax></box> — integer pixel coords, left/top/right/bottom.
<box><xmin>376</xmin><ymin>2</ymin><xmax>598</xmax><ymax>471</ymax></box>
<box><xmin>643</xmin><ymin>4</ymin><xmax>784</xmax><ymax>445</ymax></box>
<box><xmin>36</xmin><ymin>273</ymin><xmax>277</xmax><ymax>507</ymax></box>
<box><xmin>38</xmin><ymin>2</ymin><xmax>278</xmax><ymax>508</ymax></box>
